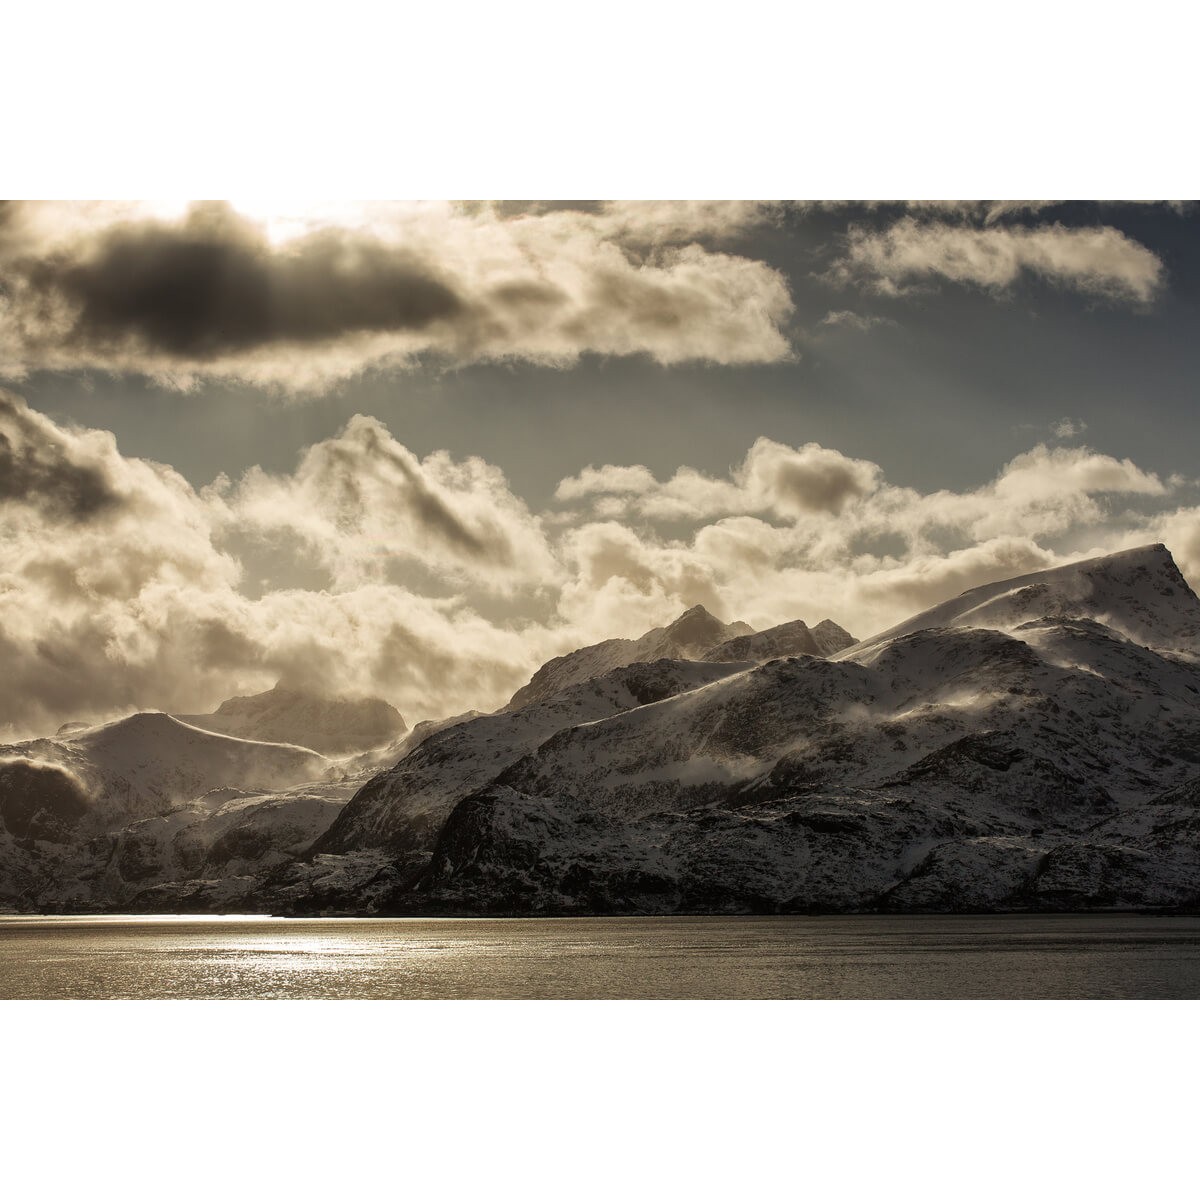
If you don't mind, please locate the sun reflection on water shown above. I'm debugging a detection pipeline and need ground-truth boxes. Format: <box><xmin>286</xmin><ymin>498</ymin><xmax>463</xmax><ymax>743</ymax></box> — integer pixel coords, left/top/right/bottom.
<box><xmin>5</xmin><ymin>915</ymin><xmax>1200</xmax><ymax>999</ymax></box>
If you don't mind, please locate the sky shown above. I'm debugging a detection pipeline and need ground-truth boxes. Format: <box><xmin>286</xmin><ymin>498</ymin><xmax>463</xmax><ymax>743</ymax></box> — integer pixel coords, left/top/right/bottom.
<box><xmin>2</xmin><ymin>197</ymin><xmax>1199</xmax><ymax>737</ymax></box>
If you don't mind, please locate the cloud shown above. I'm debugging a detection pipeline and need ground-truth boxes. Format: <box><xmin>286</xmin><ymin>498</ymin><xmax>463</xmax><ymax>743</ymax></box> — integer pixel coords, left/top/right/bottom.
<box><xmin>0</xmin><ymin>392</ymin><xmax>564</xmax><ymax>735</ymax></box>
<box><xmin>595</xmin><ymin>200</ymin><xmax>781</xmax><ymax>243</ymax></box>
<box><xmin>2</xmin><ymin>201</ymin><xmax>1177</xmax><ymax>391</ymax></box>
<box><xmin>1153</xmin><ymin>507</ymin><xmax>1200</xmax><ymax>582</ymax></box>
<box><xmin>743</xmin><ymin>440</ymin><xmax>882</xmax><ymax>516</ymax></box>
<box><xmin>900</xmin><ymin>201</ymin><xmax>1060</xmax><ymax>224</ymax></box>
<box><xmin>557</xmin><ymin>438</ymin><xmax>884</xmax><ymax>522</ymax></box>
<box><xmin>547</xmin><ymin>438</ymin><xmax>1182</xmax><ymax>639</ymax></box>
<box><xmin>832</xmin><ymin>216</ymin><xmax>1164</xmax><ymax>304</ymax></box>
<box><xmin>0</xmin><ymin>392</ymin><xmax>125</xmax><ymax>521</ymax></box>
<box><xmin>554</xmin><ymin>464</ymin><xmax>659</xmax><ymax>503</ymax></box>
<box><xmin>1</xmin><ymin>394</ymin><xmax>1196</xmax><ymax>740</ymax></box>
<box><xmin>0</xmin><ymin>201</ymin><xmax>795</xmax><ymax>390</ymax></box>
<box><xmin>216</xmin><ymin>414</ymin><xmax>560</xmax><ymax>593</ymax></box>
<box><xmin>818</xmin><ymin>310</ymin><xmax>896</xmax><ymax>332</ymax></box>
<box><xmin>556</xmin><ymin>440</ymin><xmax>1168</xmax><ymax>547</ymax></box>
<box><xmin>0</xmin><ymin>389</ymin><xmax>239</xmax><ymax>594</ymax></box>
<box><xmin>0</xmin><ymin>756</ymin><xmax>93</xmax><ymax>841</ymax></box>
<box><xmin>845</xmin><ymin>537</ymin><xmax>1060</xmax><ymax>614</ymax></box>
<box><xmin>1050</xmin><ymin>417</ymin><xmax>1088</xmax><ymax>440</ymax></box>
<box><xmin>42</xmin><ymin>206</ymin><xmax>462</xmax><ymax>357</ymax></box>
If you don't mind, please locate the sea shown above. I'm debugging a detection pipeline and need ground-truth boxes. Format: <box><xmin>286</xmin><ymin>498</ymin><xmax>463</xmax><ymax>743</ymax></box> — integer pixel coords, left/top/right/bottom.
<box><xmin>3</xmin><ymin>913</ymin><xmax>1200</xmax><ymax>999</ymax></box>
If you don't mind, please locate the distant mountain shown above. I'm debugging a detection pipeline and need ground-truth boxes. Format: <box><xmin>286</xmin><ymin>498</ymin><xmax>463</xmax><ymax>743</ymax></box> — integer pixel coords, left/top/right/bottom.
<box><xmin>177</xmin><ymin>684</ymin><xmax>406</xmax><ymax>756</ymax></box>
<box><xmin>703</xmin><ymin>617</ymin><xmax>856</xmax><ymax>663</ymax></box>
<box><xmin>23</xmin><ymin>712</ymin><xmax>330</xmax><ymax>818</ymax></box>
<box><xmin>0</xmin><ymin>713</ymin><xmax>344</xmax><ymax>911</ymax></box>
<box><xmin>505</xmin><ymin>604</ymin><xmax>852</xmax><ymax>711</ymax></box>
<box><xmin>810</xmin><ymin>618</ymin><xmax>860</xmax><ymax>656</ymax></box>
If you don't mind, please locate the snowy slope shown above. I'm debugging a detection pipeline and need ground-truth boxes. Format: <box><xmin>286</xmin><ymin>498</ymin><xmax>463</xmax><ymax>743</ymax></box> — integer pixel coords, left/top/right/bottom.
<box><xmin>0</xmin><ymin>713</ymin><xmax>330</xmax><ymax>825</ymax></box>
<box><xmin>314</xmin><ymin>658</ymin><xmax>751</xmax><ymax>857</ymax></box>
<box><xmin>842</xmin><ymin>543</ymin><xmax>1200</xmax><ymax>659</ymax></box>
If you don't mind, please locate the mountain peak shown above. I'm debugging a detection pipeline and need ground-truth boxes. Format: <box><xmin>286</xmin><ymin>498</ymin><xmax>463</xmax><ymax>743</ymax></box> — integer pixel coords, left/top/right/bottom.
<box><xmin>701</xmin><ymin>616</ymin><xmax>858</xmax><ymax>663</ymax></box>
<box><xmin>665</xmin><ymin>604</ymin><xmax>723</xmax><ymax>635</ymax></box>
<box><xmin>655</xmin><ymin>605</ymin><xmax>753</xmax><ymax>653</ymax></box>
<box><xmin>810</xmin><ymin>619</ymin><xmax>857</xmax><ymax>654</ymax></box>
<box><xmin>844</xmin><ymin>542</ymin><xmax>1200</xmax><ymax>659</ymax></box>
<box><xmin>505</xmin><ymin>605</ymin><xmax>752</xmax><ymax>711</ymax></box>
<box><xmin>179</xmin><ymin>685</ymin><xmax>405</xmax><ymax>756</ymax></box>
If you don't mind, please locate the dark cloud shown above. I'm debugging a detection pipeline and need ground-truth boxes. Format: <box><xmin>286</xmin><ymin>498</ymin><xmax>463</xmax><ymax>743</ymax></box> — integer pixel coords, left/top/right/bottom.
<box><xmin>344</xmin><ymin>419</ymin><xmax>491</xmax><ymax>560</ymax></box>
<box><xmin>771</xmin><ymin>456</ymin><xmax>876</xmax><ymax>514</ymax></box>
<box><xmin>0</xmin><ymin>391</ymin><xmax>124</xmax><ymax>521</ymax></box>
<box><xmin>0</xmin><ymin>202</ymin><xmax>795</xmax><ymax>388</ymax></box>
<box><xmin>23</xmin><ymin>204</ymin><xmax>462</xmax><ymax>360</ymax></box>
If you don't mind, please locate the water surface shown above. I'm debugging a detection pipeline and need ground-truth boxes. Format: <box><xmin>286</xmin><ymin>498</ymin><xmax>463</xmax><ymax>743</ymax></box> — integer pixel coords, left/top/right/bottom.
<box><xmin>2</xmin><ymin>913</ymin><xmax>1198</xmax><ymax>999</ymax></box>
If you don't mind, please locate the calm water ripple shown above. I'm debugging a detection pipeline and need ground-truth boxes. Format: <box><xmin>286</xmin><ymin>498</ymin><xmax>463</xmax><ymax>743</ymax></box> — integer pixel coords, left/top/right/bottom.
<box><xmin>3</xmin><ymin>913</ymin><xmax>1200</xmax><ymax>999</ymax></box>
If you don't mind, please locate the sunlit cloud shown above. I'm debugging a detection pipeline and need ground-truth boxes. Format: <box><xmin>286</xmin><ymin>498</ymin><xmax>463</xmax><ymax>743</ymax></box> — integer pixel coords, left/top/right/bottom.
<box><xmin>4</xmin><ymin>387</ymin><xmax>1196</xmax><ymax>739</ymax></box>
<box><xmin>830</xmin><ymin>215</ymin><xmax>1165</xmax><ymax>303</ymax></box>
<box><xmin>0</xmin><ymin>200</ymin><xmax>795</xmax><ymax>391</ymax></box>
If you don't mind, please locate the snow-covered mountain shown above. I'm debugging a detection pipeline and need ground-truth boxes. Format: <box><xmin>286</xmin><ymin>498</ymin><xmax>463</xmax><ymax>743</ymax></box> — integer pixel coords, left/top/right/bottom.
<box><xmin>177</xmin><ymin>684</ymin><xmax>406</xmax><ymax>756</ymax></box>
<box><xmin>300</xmin><ymin>543</ymin><xmax>1200</xmax><ymax>915</ymax></box>
<box><xmin>842</xmin><ymin>543</ymin><xmax>1200</xmax><ymax>658</ymax></box>
<box><xmin>0</xmin><ymin>713</ymin><xmax>347</xmax><ymax>911</ymax></box>
<box><xmin>504</xmin><ymin>605</ymin><xmax>854</xmax><ymax>711</ymax></box>
<box><xmin>8</xmin><ymin>543</ymin><xmax>1200</xmax><ymax>915</ymax></box>
<box><xmin>9</xmin><ymin>713</ymin><xmax>330</xmax><ymax>819</ymax></box>
<box><xmin>311</xmin><ymin>604</ymin><xmax>858</xmax><ymax>869</ymax></box>
<box><xmin>504</xmin><ymin>605</ymin><xmax>752</xmax><ymax>710</ymax></box>
<box><xmin>313</xmin><ymin>658</ymin><xmax>750</xmax><ymax>858</ymax></box>
<box><xmin>50</xmin><ymin>776</ymin><xmax>366</xmax><ymax>914</ymax></box>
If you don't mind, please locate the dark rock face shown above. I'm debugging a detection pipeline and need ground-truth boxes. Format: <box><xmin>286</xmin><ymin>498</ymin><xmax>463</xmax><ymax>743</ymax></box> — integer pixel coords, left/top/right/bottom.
<box><xmin>811</xmin><ymin>619</ymin><xmax>858</xmax><ymax>656</ymax></box>
<box><xmin>883</xmin><ymin>731</ymin><xmax>1116</xmax><ymax>827</ymax></box>
<box><xmin>703</xmin><ymin>619</ymin><xmax>822</xmax><ymax>661</ymax></box>
<box><xmin>0</xmin><ymin>759</ymin><xmax>90</xmax><ymax>844</ymax></box>
<box><xmin>114</xmin><ymin>829</ymin><xmax>164</xmax><ymax>882</ymax></box>
<box><xmin>703</xmin><ymin>618</ymin><xmax>858</xmax><ymax>663</ymax></box>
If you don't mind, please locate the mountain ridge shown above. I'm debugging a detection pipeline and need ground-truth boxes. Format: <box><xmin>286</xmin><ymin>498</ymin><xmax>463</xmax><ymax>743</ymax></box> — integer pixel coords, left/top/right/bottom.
<box><xmin>309</xmin><ymin>542</ymin><xmax>1200</xmax><ymax>915</ymax></box>
<box><xmin>176</xmin><ymin>684</ymin><xmax>406</xmax><ymax>757</ymax></box>
<box><xmin>506</xmin><ymin>604</ymin><xmax>853</xmax><ymax>711</ymax></box>
<box><xmin>7</xmin><ymin>543</ymin><xmax>1200</xmax><ymax>915</ymax></box>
